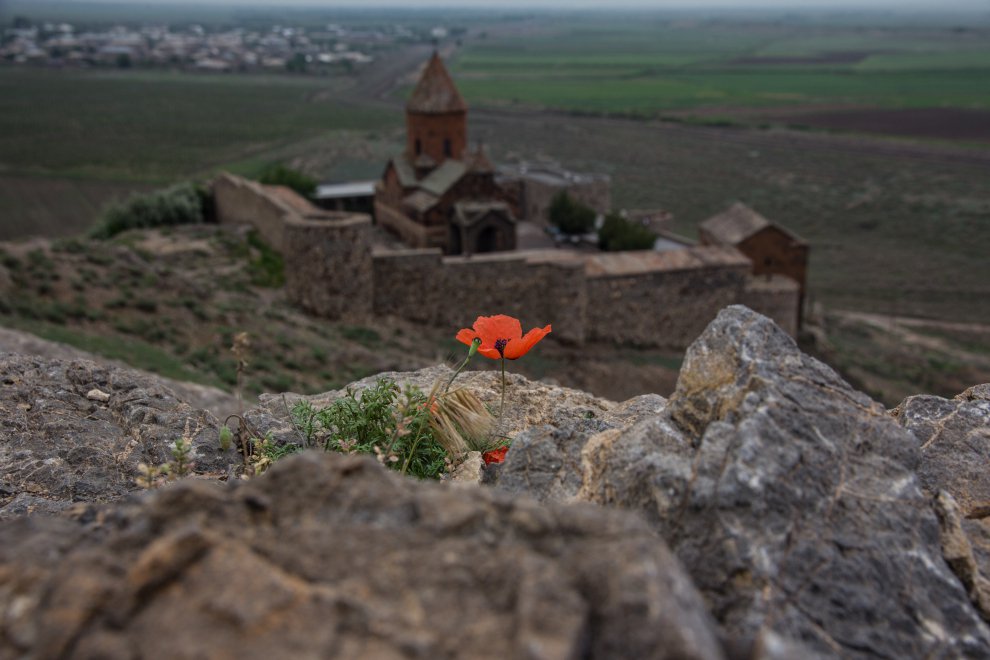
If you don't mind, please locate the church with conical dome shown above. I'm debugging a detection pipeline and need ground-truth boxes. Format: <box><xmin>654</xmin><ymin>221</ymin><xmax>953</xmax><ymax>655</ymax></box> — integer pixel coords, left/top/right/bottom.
<box><xmin>374</xmin><ymin>52</ymin><xmax>517</xmax><ymax>255</ymax></box>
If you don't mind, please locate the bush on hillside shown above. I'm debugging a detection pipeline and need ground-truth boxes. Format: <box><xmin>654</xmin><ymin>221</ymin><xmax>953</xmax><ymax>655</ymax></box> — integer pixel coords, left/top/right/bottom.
<box><xmin>548</xmin><ymin>191</ymin><xmax>597</xmax><ymax>235</ymax></box>
<box><xmin>258</xmin><ymin>165</ymin><xmax>317</xmax><ymax>197</ymax></box>
<box><xmin>90</xmin><ymin>182</ymin><xmax>207</xmax><ymax>239</ymax></box>
<box><xmin>598</xmin><ymin>212</ymin><xmax>657</xmax><ymax>251</ymax></box>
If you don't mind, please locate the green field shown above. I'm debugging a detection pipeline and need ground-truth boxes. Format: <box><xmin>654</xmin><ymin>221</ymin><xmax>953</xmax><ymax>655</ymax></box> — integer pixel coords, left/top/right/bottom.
<box><xmin>0</xmin><ymin>69</ymin><xmax>395</xmax><ymax>182</ymax></box>
<box><xmin>450</xmin><ymin>18</ymin><xmax>990</xmax><ymax>117</ymax></box>
<box><xmin>0</xmin><ymin>68</ymin><xmax>398</xmax><ymax>237</ymax></box>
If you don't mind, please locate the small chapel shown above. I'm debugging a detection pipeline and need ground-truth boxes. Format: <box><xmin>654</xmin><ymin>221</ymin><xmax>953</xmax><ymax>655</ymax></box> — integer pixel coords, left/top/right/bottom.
<box><xmin>374</xmin><ymin>53</ymin><xmax>517</xmax><ymax>255</ymax></box>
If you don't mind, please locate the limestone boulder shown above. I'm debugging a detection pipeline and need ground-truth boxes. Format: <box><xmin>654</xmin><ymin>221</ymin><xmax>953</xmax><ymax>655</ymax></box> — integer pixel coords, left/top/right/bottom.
<box><xmin>0</xmin><ymin>451</ymin><xmax>725</xmax><ymax>660</ymax></box>
<box><xmin>242</xmin><ymin>363</ymin><xmax>619</xmax><ymax>451</ymax></box>
<box><xmin>892</xmin><ymin>385</ymin><xmax>990</xmax><ymax>514</ymax></box>
<box><xmin>503</xmin><ymin>305</ymin><xmax>990</xmax><ymax>658</ymax></box>
<box><xmin>0</xmin><ymin>354</ymin><xmax>237</xmax><ymax>519</ymax></box>
<box><xmin>893</xmin><ymin>384</ymin><xmax>990</xmax><ymax>621</ymax></box>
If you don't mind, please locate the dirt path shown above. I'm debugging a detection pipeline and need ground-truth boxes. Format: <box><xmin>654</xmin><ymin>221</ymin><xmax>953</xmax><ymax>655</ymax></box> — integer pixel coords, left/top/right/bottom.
<box><xmin>832</xmin><ymin>310</ymin><xmax>990</xmax><ymax>367</ymax></box>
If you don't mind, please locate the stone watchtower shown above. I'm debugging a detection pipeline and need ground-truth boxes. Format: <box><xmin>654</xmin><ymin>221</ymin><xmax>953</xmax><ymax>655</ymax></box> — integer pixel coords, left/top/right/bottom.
<box><xmin>405</xmin><ymin>52</ymin><xmax>468</xmax><ymax>168</ymax></box>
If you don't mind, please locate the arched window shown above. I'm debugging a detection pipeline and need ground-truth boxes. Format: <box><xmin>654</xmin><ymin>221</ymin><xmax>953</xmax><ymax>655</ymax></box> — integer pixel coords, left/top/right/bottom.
<box><xmin>415</xmin><ymin>139</ymin><xmax>422</xmax><ymax>155</ymax></box>
<box><xmin>443</xmin><ymin>138</ymin><xmax>452</xmax><ymax>157</ymax></box>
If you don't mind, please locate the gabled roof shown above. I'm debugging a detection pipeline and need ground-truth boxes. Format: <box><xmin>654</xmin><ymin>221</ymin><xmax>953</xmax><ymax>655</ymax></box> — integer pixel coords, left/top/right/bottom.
<box><xmin>699</xmin><ymin>202</ymin><xmax>805</xmax><ymax>245</ymax></box>
<box><xmin>453</xmin><ymin>201</ymin><xmax>516</xmax><ymax>227</ymax></box>
<box><xmin>389</xmin><ymin>156</ymin><xmax>418</xmax><ymax>188</ymax></box>
<box><xmin>406</xmin><ymin>52</ymin><xmax>468</xmax><ymax>115</ymax></box>
<box><xmin>419</xmin><ymin>159</ymin><xmax>468</xmax><ymax>197</ymax></box>
<box><xmin>403</xmin><ymin>190</ymin><xmax>440</xmax><ymax>213</ymax></box>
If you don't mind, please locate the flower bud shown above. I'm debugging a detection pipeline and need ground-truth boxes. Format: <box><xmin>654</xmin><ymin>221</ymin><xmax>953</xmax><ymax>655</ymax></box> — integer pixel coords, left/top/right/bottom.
<box><xmin>468</xmin><ymin>337</ymin><xmax>481</xmax><ymax>357</ymax></box>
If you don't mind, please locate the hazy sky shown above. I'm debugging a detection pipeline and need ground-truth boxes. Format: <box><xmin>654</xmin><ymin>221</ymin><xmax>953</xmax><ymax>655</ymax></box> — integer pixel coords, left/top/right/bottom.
<box><xmin>51</xmin><ymin>0</ymin><xmax>990</xmax><ymax>8</ymax></box>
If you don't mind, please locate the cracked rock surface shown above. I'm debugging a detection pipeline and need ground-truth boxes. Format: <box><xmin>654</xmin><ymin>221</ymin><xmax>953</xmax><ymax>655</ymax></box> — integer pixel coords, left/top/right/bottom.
<box><xmin>894</xmin><ymin>384</ymin><xmax>990</xmax><ymax>623</ymax></box>
<box><xmin>0</xmin><ymin>354</ymin><xmax>236</xmax><ymax>520</ymax></box>
<box><xmin>503</xmin><ymin>305</ymin><xmax>990</xmax><ymax>658</ymax></box>
<box><xmin>0</xmin><ymin>452</ymin><xmax>724</xmax><ymax>660</ymax></box>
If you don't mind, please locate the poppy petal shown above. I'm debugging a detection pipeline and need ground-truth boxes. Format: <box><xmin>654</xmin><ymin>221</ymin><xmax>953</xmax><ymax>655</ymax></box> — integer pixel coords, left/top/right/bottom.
<box><xmin>473</xmin><ymin>315</ymin><xmax>523</xmax><ymax>344</ymax></box>
<box><xmin>476</xmin><ymin>347</ymin><xmax>502</xmax><ymax>360</ymax></box>
<box><xmin>456</xmin><ymin>328</ymin><xmax>478</xmax><ymax>346</ymax></box>
<box><xmin>504</xmin><ymin>324</ymin><xmax>551</xmax><ymax>360</ymax></box>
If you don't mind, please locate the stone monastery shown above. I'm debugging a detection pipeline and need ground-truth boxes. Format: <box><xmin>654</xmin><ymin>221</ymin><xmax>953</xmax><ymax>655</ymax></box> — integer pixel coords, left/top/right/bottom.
<box><xmin>375</xmin><ymin>53</ymin><xmax>517</xmax><ymax>255</ymax></box>
<box><xmin>212</xmin><ymin>53</ymin><xmax>807</xmax><ymax>347</ymax></box>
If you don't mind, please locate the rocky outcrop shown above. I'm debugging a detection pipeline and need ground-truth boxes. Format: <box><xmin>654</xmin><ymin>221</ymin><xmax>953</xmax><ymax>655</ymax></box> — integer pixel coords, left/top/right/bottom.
<box><xmin>502</xmin><ymin>305</ymin><xmax>990</xmax><ymax>658</ymax></box>
<box><xmin>893</xmin><ymin>384</ymin><xmax>990</xmax><ymax>621</ymax></box>
<box><xmin>0</xmin><ymin>326</ymin><xmax>240</xmax><ymax>418</ymax></box>
<box><xmin>4</xmin><ymin>306</ymin><xmax>990</xmax><ymax>658</ymax></box>
<box><xmin>0</xmin><ymin>452</ymin><xmax>725</xmax><ymax>660</ymax></box>
<box><xmin>0</xmin><ymin>353</ymin><xmax>235</xmax><ymax>519</ymax></box>
<box><xmin>242</xmin><ymin>364</ymin><xmax>617</xmax><ymax>450</ymax></box>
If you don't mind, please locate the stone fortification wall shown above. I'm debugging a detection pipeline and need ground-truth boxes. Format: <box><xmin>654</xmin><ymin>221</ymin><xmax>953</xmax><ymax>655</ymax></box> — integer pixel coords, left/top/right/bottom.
<box><xmin>213</xmin><ymin>173</ymin><xmax>293</xmax><ymax>251</ymax></box>
<box><xmin>373</xmin><ymin>249</ymin><xmax>586</xmax><ymax>345</ymax></box>
<box><xmin>284</xmin><ymin>213</ymin><xmax>374</xmax><ymax>321</ymax></box>
<box><xmin>741</xmin><ymin>274</ymin><xmax>801</xmax><ymax>338</ymax></box>
<box><xmin>214</xmin><ymin>173</ymin><xmax>800</xmax><ymax>348</ymax></box>
<box><xmin>583</xmin><ymin>247</ymin><xmax>752</xmax><ymax>348</ymax></box>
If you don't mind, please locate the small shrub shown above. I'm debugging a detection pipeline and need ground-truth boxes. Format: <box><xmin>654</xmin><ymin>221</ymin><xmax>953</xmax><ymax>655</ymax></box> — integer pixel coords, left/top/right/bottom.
<box><xmin>548</xmin><ymin>191</ymin><xmax>596</xmax><ymax>235</ymax></box>
<box><xmin>292</xmin><ymin>377</ymin><xmax>448</xmax><ymax>480</ymax></box>
<box><xmin>257</xmin><ymin>165</ymin><xmax>316</xmax><ymax>197</ymax></box>
<box><xmin>90</xmin><ymin>182</ymin><xmax>206</xmax><ymax>239</ymax></box>
<box><xmin>246</xmin><ymin>230</ymin><xmax>285</xmax><ymax>288</ymax></box>
<box><xmin>598</xmin><ymin>212</ymin><xmax>657</xmax><ymax>251</ymax></box>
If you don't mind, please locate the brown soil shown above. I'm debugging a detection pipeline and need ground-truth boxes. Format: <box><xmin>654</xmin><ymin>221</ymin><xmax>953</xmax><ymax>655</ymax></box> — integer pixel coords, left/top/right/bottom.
<box><xmin>778</xmin><ymin>108</ymin><xmax>990</xmax><ymax>143</ymax></box>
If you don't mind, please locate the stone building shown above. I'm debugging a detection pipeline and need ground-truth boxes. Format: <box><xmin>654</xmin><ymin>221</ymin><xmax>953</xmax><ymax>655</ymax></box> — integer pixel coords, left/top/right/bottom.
<box><xmin>374</xmin><ymin>53</ymin><xmax>517</xmax><ymax>256</ymax></box>
<box><xmin>699</xmin><ymin>202</ymin><xmax>809</xmax><ymax>327</ymax></box>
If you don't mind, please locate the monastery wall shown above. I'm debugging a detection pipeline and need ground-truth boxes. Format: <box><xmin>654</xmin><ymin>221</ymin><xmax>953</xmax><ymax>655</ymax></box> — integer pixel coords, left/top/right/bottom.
<box><xmin>213</xmin><ymin>173</ymin><xmax>800</xmax><ymax>348</ymax></box>
<box><xmin>373</xmin><ymin>249</ymin><xmax>586</xmax><ymax>345</ymax></box>
<box><xmin>583</xmin><ymin>248</ymin><xmax>752</xmax><ymax>348</ymax></box>
<box><xmin>213</xmin><ymin>173</ymin><xmax>291</xmax><ymax>251</ymax></box>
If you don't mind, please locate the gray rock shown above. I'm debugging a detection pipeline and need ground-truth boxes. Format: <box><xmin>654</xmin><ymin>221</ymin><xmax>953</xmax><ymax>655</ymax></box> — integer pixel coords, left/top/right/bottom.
<box><xmin>568</xmin><ymin>306</ymin><xmax>990</xmax><ymax>657</ymax></box>
<box><xmin>892</xmin><ymin>388</ymin><xmax>990</xmax><ymax>515</ymax></box>
<box><xmin>0</xmin><ymin>452</ymin><xmax>726</xmax><ymax>660</ymax></box>
<box><xmin>893</xmin><ymin>385</ymin><xmax>990</xmax><ymax>622</ymax></box>
<box><xmin>0</xmin><ymin>325</ymin><xmax>240</xmax><ymax>418</ymax></box>
<box><xmin>0</xmin><ymin>354</ymin><xmax>238</xmax><ymax>518</ymax></box>
<box><xmin>494</xmin><ymin>394</ymin><xmax>669</xmax><ymax>502</ymax></box>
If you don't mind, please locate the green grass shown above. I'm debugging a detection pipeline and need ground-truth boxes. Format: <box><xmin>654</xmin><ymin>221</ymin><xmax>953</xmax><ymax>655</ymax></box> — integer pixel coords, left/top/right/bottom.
<box><xmin>0</xmin><ymin>68</ymin><xmax>396</xmax><ymax>183</ymax></box>
<box><xmin>450</xmin><ymin>20</ymin><xmax>990</xmax><ymax>116</ymax></box>
<box><xmin>0</xmin><ymin>314</ymin><xmax>221</xmax><ymax>386</ymax></box>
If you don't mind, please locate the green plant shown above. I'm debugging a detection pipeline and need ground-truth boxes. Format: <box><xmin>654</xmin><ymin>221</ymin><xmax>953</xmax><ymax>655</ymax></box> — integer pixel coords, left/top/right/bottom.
<box><xmin>250</xmin><ymin>432</ymin><xmax>302</xmax><ymax>475</ymax></box>
<box><xmin>548</xmin><ymin>191</ymin><xmax>596</xmax><ymax>235</ymax></box>
<box><xmin>291</xmin><ymin>377</ymin><xmax>449</xmax><ymax>480</ymax></box>
<box><xmin>90</xmin><ymin>182</ymin><xmax>206</xmax><ymax>239</ymax></box>
<box><xmin>598</xmin><ymin>212</ymin><xmax>657</xmax><ymax>251</ymax></box>
<box><xmin>219</xmin><ymin>425</ymin><xmax>233</xmax><ymax>452</ymax></box>
<box><xmin>170</xmin><ymin>436</ymin><xmax>195</xmax><ymax>478</ymax></box>
<box><xmin>246</xmin><ymin>230</ymin><xmax>285</xmax><ymax>287</ymax></box>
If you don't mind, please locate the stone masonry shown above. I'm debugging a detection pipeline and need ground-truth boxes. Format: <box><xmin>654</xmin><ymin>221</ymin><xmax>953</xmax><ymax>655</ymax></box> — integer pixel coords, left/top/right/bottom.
<box><xmin>213</xmin><ymin>172</ymin><xmax>799</xmax><ymax>349</ymax></box>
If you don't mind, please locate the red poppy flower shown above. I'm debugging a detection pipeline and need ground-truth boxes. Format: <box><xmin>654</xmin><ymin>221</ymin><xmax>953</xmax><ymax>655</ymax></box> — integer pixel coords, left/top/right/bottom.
<box><xmin>456</xmin><ymin>315</ymin><xmax>551</xmax><ymax>360</ymax></box>
<box><xmin>482</xmin><ymin>445</ymin><xmax>509</xmax><ymax>465</ymax></box>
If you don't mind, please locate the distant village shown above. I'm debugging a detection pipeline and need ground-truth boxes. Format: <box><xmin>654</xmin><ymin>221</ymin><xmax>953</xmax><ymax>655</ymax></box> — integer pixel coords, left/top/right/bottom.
<box><xmin>0</xmin><ymin>18</ymin><xmax>454</xmax><ymax>73</ymax></box>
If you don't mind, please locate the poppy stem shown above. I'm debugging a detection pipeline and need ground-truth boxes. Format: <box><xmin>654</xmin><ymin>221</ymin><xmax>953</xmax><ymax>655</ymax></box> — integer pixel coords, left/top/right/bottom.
<box><xmin>444</xmin><ymin>356</ymin><xmax>470</xmax><ymax>394</ymax></box>
<box><xmin>445</xmin><ymin>338</ymin><xmax>481</xmax><ymax>394</ymax></box>
<box><xmin>499</xmin><ymin>357</ymin><xmax>506</xmax><ymax>417</ymax></box>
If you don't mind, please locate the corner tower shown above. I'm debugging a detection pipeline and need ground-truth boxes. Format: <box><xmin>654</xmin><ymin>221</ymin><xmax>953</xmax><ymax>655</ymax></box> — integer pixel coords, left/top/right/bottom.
<box><xmin>405</xmin><ymin>52</ymin><xmax>468</xmax><ymax>167</ymax></box>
